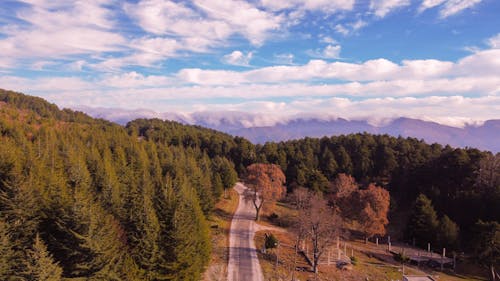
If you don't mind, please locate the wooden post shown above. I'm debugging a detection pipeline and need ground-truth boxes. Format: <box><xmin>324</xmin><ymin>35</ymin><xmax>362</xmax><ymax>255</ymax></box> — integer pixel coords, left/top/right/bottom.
<box><xmin>338</xmin><ymin>248</ymin><xmax>341</xmax><ymax>260</ymax></box>
<box><xmin>441</xmin><ymin>248</ymin><xmax>446</xmax><ymax>271</ymax></box>
<box><xmin>376</xmin><ymin>237</ymin><xmax>379</xmax><ymax>247</ymax></box>
<box><xmin>388</xmin><ymin>235</ymin><xmax>391</xmax><ymax>244</ymax></box>
<box><xmin>453</xmin><ymin>253</ymin><xmax>456</xmax><ymax>271</ymax></box>
<box><xmin>351</xmin><ymin>248</ymin><xmax>354</xmax><ymax>257</ymax></box>
<box><xmin>427</xmin><ymin>243</ymin><xmax>431</xmax><ymax>255</ymax></box>
<box><xmin>344</xmin><ymin>243</ymin><xmax>347</xmax><ymax>257</ymax></box>
<box><xmin>388</xmin><ymin>242</ymin><xmax>391</xmax><ymax>252</ymax></box>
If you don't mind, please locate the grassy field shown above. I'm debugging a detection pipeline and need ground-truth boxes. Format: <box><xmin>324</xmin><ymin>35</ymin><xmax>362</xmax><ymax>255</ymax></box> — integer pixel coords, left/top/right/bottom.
<box><xmin>254</xmin><ymin>200</ymin><xmax>489</xmax><ymax>281</ymax></box>
<box><xmin>202</xmin><ymin>188</ymin><xmax>239</xmax><ymax>281</ymax></box>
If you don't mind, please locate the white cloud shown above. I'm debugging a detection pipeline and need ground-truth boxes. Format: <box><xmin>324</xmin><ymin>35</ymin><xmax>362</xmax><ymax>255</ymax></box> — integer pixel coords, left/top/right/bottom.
<box><xmin>259</xmin><ymin>0</ymin><xmax>355</xmax><ymax>13</ymax></box>
<box><xmin>307</xmin><ymin>45</ymin><xmax>342</xmax><ymax>59</ymax></box>
<box><xmin>100</xmin><ymin>71</ymin><xmax>174</xmax><ymax>88</ymax></box>
<box><xmin>222</xmin><ymin>51</ymin><xmax>253</xmax><ymax>66</ymax></box>
<box><xmin>370</xmin><ymin>0</ymin><xmax>411</xmax><ymax>18</ymax></box>
<box><xmin>419</xmin><ymin>0</ymin><xmax>447</xmax><ymax>12</ymax></box>
<box><xmin>334</xmin><ymin>24</ymin><xmax>349</xmax><ymax>36</ymax></box>
<box><xmin>322</xmin><ymin>45</ymin><xmax>342</xmax><ymax>59</ymax></box>
<box><xmin>77</xmin><ymin>95</ymin><xmax>500</xmax><ymax>129</ymax></box>
<box><xmin>418</xmin><ymin>0</ymin><xmax>484</xmax><ymax>17</ymax></box>
<box><xmin>274</xmin><ymin>53</ymin><xmax>295</xmax><ymax>64</ymax></box>
<box><xmin>439</xmin><ymin>0</ymin><xmax>483</xmax><ymax>18</ymax></box>
<box><xmin>320</xmin><ymin>36</ymin><xmax>337</xmax><ymax>44</ymax></box>
<box><xmin>176</xmin><ymin>49</ymin><xmax>500</xmax><ymax>85</ymax></box>
<box><xmin>487</xmin><ymin>33</ymin><xmax>500</xmax><ymax>49</ymax></box>
<box><xmin>0</xmin><ymin>1</ymin><xmax>125</xmax><ymax>61</ymax></box>
<box><xmin>333</xmin><ymin>20</ymin><xmax>367</xmax><ymax>36</ymax></box>
<box><xmin>125</xmin><ymin>0</ymin><xmax>282</xmax><ymax>47</ymax></box>
<box><xmin>351</xmin><ymin>20</ymin><xmax>367</xmax><ymax>32</ymax></box>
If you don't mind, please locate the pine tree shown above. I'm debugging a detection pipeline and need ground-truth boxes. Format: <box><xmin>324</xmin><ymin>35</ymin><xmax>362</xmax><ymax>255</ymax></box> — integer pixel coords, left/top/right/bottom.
<box><xmin>25</xmin><ymin>234</ymin><xmax>63</xmax><ymax>281</ymax></box>
<box><xmin>169</xmin><ymin>178</ymin><xmax>211</xmax><ymax>281</ymax></box>
<box><xmin>0</xmin><ymin>220</ymin><xmax>19</xmax><ymax>280</ymax></box>
<box><xmin>406</xmin><ymin>194</ymin><xmax>439</xmax><ymax>247</ymax></box>
<box><xmin>437</xmin><ymin>215</ymin><xmax>459</xmax><ymax>250</ymax></box>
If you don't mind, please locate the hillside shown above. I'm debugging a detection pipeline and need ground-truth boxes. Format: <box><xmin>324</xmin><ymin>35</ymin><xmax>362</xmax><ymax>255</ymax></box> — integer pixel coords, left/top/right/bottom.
<box><xmin>0</xmin><ymin>89</ymin><xmax>239</xmax><ymax>280</ymax></box>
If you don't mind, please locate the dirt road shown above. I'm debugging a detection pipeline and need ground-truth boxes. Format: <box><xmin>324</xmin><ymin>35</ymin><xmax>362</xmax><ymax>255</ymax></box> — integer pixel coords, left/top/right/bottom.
<box><xmin>227</xmin><ymin>183</ymin><xmax>264</xmax><ymax>281</ymax></box>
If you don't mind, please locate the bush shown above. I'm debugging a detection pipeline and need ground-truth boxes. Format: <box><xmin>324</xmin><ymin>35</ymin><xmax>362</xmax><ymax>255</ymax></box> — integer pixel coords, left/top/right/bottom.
<box><xmin>264</xmin><ymin>233</ymin><xmax>278</xmax><ymax>249</ymax></box>
<box><xmin>393</xmin><ymin>252</ymin><xmax>410</xmax><ymax>263</ymax></box>
<box><xmin>350</xmin><ymin>256</ymin><xmax>358</xmax><ymax>265</ymax></box>
<box><xmin>269</xmin><ymin>212</ymin><xmax>279</xmax><ymax>221</ymax></box>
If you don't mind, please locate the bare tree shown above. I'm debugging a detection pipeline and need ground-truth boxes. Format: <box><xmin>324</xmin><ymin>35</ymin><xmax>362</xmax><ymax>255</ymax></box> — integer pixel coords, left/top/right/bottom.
<box><xmin>288</xmin><ymin>186</ymin><xmax>311</xmax><ymax>210</ymax></box>
<box><xmin>293</xmin><ymin>191</ymin><xmax>342</xmax><ymax>274</ymax></box>
<box><xmin>245</xmin><ymin>163</ymin><xmax>286</xmax><ymax>221</ymax></box>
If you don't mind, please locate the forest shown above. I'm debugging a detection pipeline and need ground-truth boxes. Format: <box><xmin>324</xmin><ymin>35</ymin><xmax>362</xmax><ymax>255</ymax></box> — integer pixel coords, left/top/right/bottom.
<box><xmin>0</xmin><ymin>89</ymin><xmax>498</xmax><ymax>280</ymax></box>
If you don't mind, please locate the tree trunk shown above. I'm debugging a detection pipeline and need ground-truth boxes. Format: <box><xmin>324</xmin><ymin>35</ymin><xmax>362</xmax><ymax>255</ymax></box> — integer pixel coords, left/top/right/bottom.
<box><xmin>255</xmin><ymin>205</ymin><xmax>261</xmax><ymax>221</ymax></box>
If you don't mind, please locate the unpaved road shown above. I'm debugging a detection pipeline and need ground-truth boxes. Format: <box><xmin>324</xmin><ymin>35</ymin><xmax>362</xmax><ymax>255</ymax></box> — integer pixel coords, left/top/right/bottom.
<box><xmin>227</xmin><ymin>183</ymin><xmax>264</xmax><ymax>281</ymax></box>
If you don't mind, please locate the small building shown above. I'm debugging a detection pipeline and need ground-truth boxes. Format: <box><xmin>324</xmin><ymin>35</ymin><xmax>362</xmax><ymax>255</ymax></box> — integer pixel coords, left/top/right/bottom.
<box><xmin>403</xmin><ymin>276</ymin><xmax>436</xmax><ymax>281</ymax></box>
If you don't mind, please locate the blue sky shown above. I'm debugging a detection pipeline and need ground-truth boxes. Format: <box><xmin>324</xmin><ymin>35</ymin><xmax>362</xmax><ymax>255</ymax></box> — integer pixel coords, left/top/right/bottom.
<box><xmin>0</xmin><ymin>0</ymin><xmax>499</xmax><ymax>127</ymax></box>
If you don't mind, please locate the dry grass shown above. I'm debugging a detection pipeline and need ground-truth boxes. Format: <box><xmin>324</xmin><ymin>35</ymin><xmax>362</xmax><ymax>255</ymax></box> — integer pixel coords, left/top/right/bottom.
<box><xmin>254</xmin><ymin>201</ymin><xmax>488</xmax><ymax>281</ymax></box>
<box><xmin>202</xmin><ymin>188</ymin><xmax>239</xmax><ymax>281</ymax></box>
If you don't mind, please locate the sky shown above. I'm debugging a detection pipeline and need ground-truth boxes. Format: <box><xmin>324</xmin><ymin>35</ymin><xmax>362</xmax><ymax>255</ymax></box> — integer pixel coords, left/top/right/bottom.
<box><xmin>0</xmin><ymin>0</ymin><xmax>499</xmax><ymax>127</ymax></box>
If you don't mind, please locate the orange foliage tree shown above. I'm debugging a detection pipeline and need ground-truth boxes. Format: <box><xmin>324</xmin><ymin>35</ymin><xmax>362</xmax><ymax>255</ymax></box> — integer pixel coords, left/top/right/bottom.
<box><xmin>329</xmin><ymin>173</ymin><xmax>390</xmax><ymax>242</ymax></box>
<box><xmin>245</xmin><ymin>163</ymin><xmax>286</xmax><ymax>221</ymax></box>
<box><xmin>357</xmin><ymin>184</ymin><xmax>390</xmax><ymax>242</ymax></box>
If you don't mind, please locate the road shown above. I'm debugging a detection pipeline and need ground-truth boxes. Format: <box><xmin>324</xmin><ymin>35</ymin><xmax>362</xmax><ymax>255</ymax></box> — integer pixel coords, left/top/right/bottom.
<box><xmin>227</xmin><ymin>182</ymin><xmax>264</xmax><ymax>281</ymax></box>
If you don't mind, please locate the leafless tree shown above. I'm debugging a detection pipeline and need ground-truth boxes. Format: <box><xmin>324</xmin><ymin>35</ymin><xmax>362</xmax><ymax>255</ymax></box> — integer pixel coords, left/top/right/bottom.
<box><xmin>292</xmin><ymin>191</ymin><xmax>342</xmax><ymax>274</ymax></box>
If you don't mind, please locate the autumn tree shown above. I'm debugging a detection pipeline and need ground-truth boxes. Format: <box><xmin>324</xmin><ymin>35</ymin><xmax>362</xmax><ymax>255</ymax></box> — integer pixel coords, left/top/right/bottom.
<box><xmin>357</xmin><ymin>184</ymin><xmax>390</xmax><ymax>242</ymax></box>
<box><xmin>245</xmin><ymin>164</ymin><xmax>286</xmax><ymax>221</ymax></box>
<box><xmin>293</xmin><ymin>191</ymin><xmax>341</xmax><ymax>274</ymax></box>
<box><xmin>328</xmin><ymin>174</ymin><xmax>390</xmax><ymax>242</ymax></box>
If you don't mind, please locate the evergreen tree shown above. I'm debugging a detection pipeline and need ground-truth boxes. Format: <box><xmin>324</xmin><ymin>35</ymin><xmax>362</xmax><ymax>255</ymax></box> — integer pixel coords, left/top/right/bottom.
<box><xmin>470</xmin><ymin>220</ymin><xmax>499</xmax><ymax>280</ymax></box>
<box><xmin>0</xmin><ymin>220</ymin><xmax>20</xmax><ymax>281</ymax></box>
<box><xmin>437</xmin><ymin>215</ymin><xmax>459</xmax><ymax>251</ymax></box>
<box><xmin>406</xmin><ymin>194</ymin><xmax>439</xmax><ymax>247</ymax></box>
<box><xmin>25</xmin><ymin>234</ymin><xmax>63</xmax><ymax>281</ymax></box>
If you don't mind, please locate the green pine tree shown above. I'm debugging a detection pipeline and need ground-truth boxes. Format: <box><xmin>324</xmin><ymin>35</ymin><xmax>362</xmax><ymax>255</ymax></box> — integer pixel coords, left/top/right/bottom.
<box><xmin>25</xmin><ymin>234</ymin><xmax>63</xmax><ymax>281</ymax></box>
<box><xmin>406</xmin><ymin>194</ymin><xmax>439</xmax><ymax>247</ymax></box>
<box><xmin>437</xmin><ymin>215</ymin><xmax>459</xmax><ymax>251</ymax></box>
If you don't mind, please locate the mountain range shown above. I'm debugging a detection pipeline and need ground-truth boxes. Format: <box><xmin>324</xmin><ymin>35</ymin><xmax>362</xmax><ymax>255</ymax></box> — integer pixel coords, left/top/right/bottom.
<box><xmin>79</xmin><ymin>106</ymin><xmax>500</xmax><ymax>153</ymax></box>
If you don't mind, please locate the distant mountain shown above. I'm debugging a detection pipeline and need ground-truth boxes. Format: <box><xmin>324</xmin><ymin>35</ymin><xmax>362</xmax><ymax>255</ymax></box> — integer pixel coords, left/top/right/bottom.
<box><xmin>79</xmin><ymin>107</ymin><xmax>500</xmax><ymax>152</ymax></box>
<box><xmin>225</xmin><ymin>118</ymin><xmax>500</xmax><ymax>152</ymax></box>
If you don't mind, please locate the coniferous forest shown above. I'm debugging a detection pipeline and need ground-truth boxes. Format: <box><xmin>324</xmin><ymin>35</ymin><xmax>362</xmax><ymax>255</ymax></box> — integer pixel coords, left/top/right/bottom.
<box><xmin>0</xmin><ymin>89</ymin><xmax>498</xmax><ymax>280</ymax></box>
